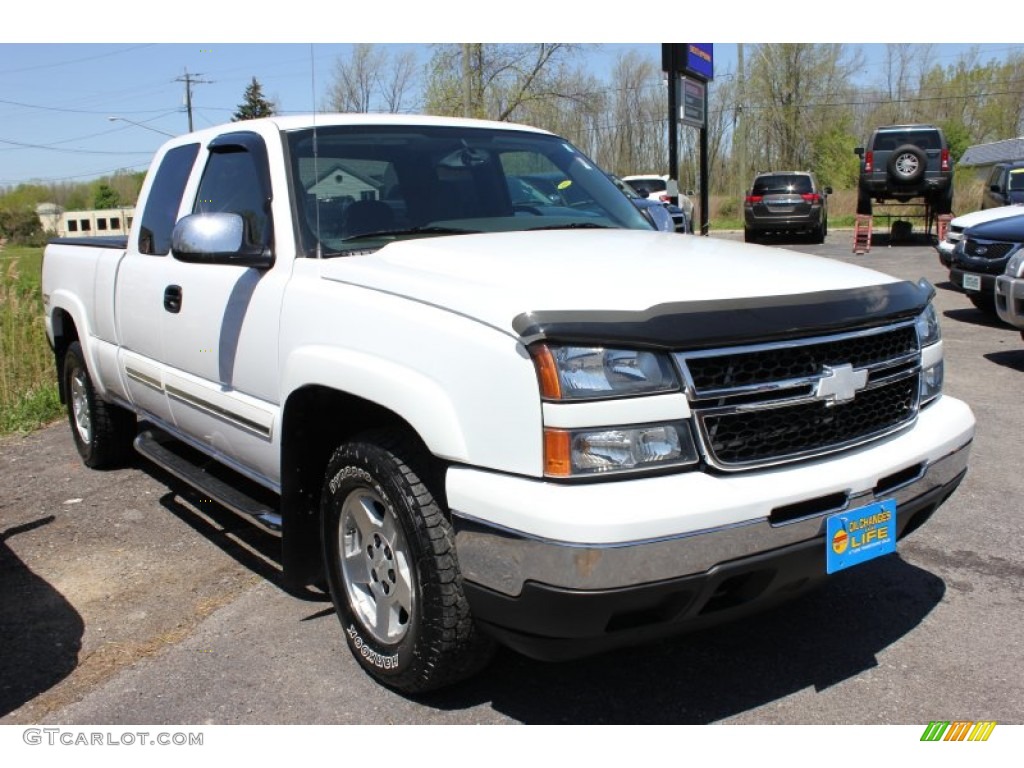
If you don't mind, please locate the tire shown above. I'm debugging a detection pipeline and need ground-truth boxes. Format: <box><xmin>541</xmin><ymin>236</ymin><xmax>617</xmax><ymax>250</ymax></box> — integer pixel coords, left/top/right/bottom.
<box><xmin>320</xmin><ymin>431</ymin><xmax>494</xmax><ymax>694</ymax></box>
<box><xmin>743</xmin><ymin>228</ymin><xmax>757</xmax><ymax>243</ymax></box>
<box><xmin>811</xmin><ymin>219</ymin><xmax>826</xmax><ymax>244</ymax></box>
<box><xmin>856</xmin><ymin>188</ymin><xmax>873</xmax><ymax>215</ymax></box>
<box><xmin>887</xmin><ymin>144</ymin><xmax>927</xmax><ymax>184</ymax></box>
<box><xmin>968</xmin><ymin>292</ymin><xmax>996</xmax><ymax>314</ymax></box>
<box><xmin>932</xmin><ymin>186</ymin><xmax>954</xmax><ymax>216</ymax></box>
<box><xmin>63</xmin><ymin>341</ymin><xmax>135</xmax><ymax>469</ymax></box>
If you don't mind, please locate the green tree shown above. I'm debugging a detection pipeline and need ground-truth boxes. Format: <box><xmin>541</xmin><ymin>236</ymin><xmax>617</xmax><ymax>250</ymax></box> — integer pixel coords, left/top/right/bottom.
<box><xmin>232</xmin><ymin>77</ymin><xmax>276</xmax><ymax>121</ymax></box>
<box><xmin>0</xmin><ymin>206</ymin><xmax>42</xmax><ymax>240</ymax></box>
<box><xmin>93</xmin><ymin>182</ymin><xmax>121</xmax><ymax>210</ymax></box>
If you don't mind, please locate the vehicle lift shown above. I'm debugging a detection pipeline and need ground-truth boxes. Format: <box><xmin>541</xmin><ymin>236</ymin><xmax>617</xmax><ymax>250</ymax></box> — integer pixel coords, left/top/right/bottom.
<box><xmin>852</xmin><ymin>199</ymin><xmax>952</xmax><ymax>254</ymax></box>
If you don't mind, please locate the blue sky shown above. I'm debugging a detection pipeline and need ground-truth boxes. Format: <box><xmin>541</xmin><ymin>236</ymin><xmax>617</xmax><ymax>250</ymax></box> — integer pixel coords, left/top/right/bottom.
<box><xmin>1</xmin><ymin>2</ymin><xmax>1016</xmax><ymax>186</ymax></box>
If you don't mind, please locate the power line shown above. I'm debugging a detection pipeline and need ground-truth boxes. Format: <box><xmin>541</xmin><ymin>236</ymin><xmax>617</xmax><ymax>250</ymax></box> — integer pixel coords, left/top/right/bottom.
<box><xmin>0</xmin><ymin>44</ymin><xmax>156</xmax><ymax>76</ymax></box>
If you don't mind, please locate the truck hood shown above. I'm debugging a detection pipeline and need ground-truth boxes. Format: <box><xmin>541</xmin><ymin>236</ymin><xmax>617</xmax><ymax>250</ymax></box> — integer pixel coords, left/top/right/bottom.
<box><xmin>318</xmin><ymin>230</ymin><xmax>913</xmax><ymax>345</ymax></box>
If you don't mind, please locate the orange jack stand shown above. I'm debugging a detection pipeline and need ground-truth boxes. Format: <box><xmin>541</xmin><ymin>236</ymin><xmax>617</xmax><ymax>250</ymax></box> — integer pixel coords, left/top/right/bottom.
<box><xmin>853</xmin><ymin>215</ymin><xmax>873</xmax><ymax>254</ymax></box>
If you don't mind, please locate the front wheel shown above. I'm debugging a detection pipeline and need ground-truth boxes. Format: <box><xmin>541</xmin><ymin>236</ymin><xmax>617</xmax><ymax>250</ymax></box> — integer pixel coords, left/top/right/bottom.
<box><xmin>968</xmin><ymin>292</ymin><xmax>996</xmax><ymax>314</ymax></box>
<box><xmin>320</xmin><ymin>431</ymin><xmax>494</xmax><ymax>693</ymax></box>
<box><xmin>63</xmin><ymin>341</ymin><xmax>135</xmax><ymax>468</ymax></box>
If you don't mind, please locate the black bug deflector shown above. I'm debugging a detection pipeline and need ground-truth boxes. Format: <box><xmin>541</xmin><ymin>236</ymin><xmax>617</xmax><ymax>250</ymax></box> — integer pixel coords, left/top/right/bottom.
<box><xmin>512</xmin><ymin>280</ymin><xmax>934</xmax><ymax>350</ymax></box>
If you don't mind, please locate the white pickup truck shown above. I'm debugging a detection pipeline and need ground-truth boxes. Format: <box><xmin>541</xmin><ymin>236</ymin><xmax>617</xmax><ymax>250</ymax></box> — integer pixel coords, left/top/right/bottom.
<box><xmin>42</xmin><ymin>114</ymin><xmax>975</xmax><ymax>693</ymax></box>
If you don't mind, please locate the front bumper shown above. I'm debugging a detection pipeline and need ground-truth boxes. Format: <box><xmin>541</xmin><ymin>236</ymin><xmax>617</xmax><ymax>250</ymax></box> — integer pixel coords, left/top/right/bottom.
<box><xmin>936</xmin><ymin>238</ymin><xmax>955</xmax><ymax>267</ymax></box>
<box><xmin>448</xmin><ymin>396</ymin><xmax>973</xmax><ymax>659</ymax></box>
<box><xmin>995</xmin><ymin>272</ymin><xmax>1024</xmax><ymax>330</ymax></box>
<box><xmin>950</xmin><ymin>267</ymin><xmax>999</xmax><ymax>294</ymax></box>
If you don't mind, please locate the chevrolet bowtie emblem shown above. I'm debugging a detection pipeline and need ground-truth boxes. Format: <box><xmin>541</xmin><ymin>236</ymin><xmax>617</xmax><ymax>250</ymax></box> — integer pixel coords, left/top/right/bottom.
<box><xmin>815</xmin><ymin>364</ymin><xmax>868</xmax><ymax>405</ymax></box>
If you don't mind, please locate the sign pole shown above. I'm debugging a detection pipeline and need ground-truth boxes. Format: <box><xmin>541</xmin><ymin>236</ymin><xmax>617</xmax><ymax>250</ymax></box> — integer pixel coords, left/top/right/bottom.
<box><xmin>662</xmin><ymin>44</ymin><xmax>713</xmax><ymax>234</ymax></box>
<box><xmin>665</xmin><ymin>46</ymin><xmax>680</xmax><ymax>209</ymax></box>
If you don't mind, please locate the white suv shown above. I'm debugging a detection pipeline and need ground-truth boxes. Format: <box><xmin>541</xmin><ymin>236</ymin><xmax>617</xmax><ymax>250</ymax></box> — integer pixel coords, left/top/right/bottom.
<box><xmin>622</xmin><ymin>174</ymin><xmax>695</xmax><ymax>220</ymax></box>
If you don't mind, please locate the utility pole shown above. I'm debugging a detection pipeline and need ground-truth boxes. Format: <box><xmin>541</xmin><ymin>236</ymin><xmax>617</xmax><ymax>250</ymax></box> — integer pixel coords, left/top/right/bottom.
<box><xmin>175</xmin><ymin>68</ymin><xmax>212</xmax><ymax>133</ymax></box>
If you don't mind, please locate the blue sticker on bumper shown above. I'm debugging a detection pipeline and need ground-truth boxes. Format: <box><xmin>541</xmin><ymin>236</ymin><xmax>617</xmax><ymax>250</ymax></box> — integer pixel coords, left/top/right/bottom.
<box><xmin>826</xmin><ymin>499</ymin><xmax>897</xmax><ymax>574</ymax></box>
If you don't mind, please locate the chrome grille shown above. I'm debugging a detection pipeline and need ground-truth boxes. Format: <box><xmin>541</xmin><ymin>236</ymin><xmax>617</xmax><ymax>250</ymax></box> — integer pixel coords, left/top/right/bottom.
<box><xmin>675</xmin><ymin>322</ymin><xmax>921</xmax><ymax>470</ymax></box>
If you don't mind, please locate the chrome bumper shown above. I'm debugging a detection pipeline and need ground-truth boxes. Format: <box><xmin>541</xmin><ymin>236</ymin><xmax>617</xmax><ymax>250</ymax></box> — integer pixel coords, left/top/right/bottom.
<box><xmin>452</xmin><ymin>440</ymin><xmax>971</xmax><ymax>597</ymax></box>
<box><xmin>995</xmin><ymin>273</ymin><xmax>1024</xmax><ymax>330</ymax></box>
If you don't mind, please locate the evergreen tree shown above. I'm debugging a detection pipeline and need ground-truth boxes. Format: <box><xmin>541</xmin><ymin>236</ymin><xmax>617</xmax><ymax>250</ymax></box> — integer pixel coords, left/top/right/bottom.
<box><xmin>232</xmin><ymin>77</ymin><xmax>276</xmax><ymax>121</ymax></box>
<box><xmin>93</xmin><ymin>182</ymin><xmax>121</xmax><ymax>210</ymax></box>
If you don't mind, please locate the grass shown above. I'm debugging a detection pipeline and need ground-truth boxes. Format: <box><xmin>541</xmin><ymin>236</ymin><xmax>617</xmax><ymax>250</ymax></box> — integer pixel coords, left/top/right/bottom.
<box><xmin>0</xmin><ymin>245</ymin><xmax>63</xmax><ymax>434</ymax></box>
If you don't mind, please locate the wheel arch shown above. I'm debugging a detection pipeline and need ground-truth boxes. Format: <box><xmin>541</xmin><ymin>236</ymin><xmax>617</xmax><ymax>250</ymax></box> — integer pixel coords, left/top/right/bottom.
<box><xmin>278</xmin><ymin>384</ymin><xmax>448</xmax><ymax>589</ymax></box>
<box><xmin>49</xmin><ymin>305</ymin><xmax>81</xmax><ymax>404</ymax></box>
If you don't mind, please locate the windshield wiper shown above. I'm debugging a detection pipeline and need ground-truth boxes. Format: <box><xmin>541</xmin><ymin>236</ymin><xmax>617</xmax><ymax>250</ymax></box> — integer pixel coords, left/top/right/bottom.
<box><xmin>525</xmin><ymin>222</ymin><xmax>614</xmax><ymax>231</ymax></box>
<box><xmin>341</xmin><ymin>225</ymin><xmax>481</xmax><ymax>242</ymax></box>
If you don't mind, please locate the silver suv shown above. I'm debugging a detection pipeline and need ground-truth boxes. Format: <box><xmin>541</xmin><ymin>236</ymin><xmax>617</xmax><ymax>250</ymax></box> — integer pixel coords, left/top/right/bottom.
<box><xmin>855</xmin><ymin>124</ymin><xmax>953</xmax><ymax>215</ymax></box>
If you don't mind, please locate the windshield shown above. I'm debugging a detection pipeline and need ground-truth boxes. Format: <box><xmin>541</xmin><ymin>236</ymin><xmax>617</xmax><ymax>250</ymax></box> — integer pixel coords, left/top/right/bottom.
<box><xmin>752</xmin><ymin>174</ymin><xmax>813</xmax><ymax>195</ymax></box>
<box><xmin>286</xmin><ymin>124</ymin><xmax>652</xmax><ymax>256</ymax></box>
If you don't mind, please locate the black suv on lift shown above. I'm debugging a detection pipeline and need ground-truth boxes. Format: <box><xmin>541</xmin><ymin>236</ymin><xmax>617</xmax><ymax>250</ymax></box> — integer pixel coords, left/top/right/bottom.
<box><xmin>855</xmin><ymin>124</ymin><xmax>953</xmax><ymax>215</ymax></box>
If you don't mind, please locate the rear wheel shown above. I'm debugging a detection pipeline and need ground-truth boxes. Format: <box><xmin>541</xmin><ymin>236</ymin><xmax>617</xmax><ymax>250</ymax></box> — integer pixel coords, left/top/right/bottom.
<box><xmin>743</xmin><ymin>228</ymin><xmax>757</xmax><ymax>243</ymax></box>
<box><xmin>932</xmin><ymin>186</ymin><xmax>954</xmax><ymax>216</ymax></box>
<box><xmin>63</xmin><ymin>341</ymin><xmax>135</xmax><ymax>468</ymax></box>
<box><xmin>811</xmin><ymin>220</ymin><xmax>826</xmax><ymax>244</ymax></box>
<box><xmin>320</xmin><ymin>431</ymin><xmax>494</xmax><ymax>694</ymax></box>
<box><xmin>856</xmin><ymin>188</ymin><xmax>873</xmax><ymax>216</ymax></box>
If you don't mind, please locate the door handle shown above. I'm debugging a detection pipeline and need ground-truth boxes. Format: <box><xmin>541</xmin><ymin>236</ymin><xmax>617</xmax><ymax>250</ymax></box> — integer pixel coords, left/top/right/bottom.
<box><xmin>164</xmin><ymin>285</ymin><xmax>182</xmax><ymax>314</ymax></box>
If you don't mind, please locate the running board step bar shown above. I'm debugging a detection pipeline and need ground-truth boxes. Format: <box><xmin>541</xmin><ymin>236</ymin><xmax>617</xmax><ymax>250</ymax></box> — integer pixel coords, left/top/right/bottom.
<box><xmin>134</xmin><ymin>429</ymin><xmax>282</xmax><ymax>536</ymax></box>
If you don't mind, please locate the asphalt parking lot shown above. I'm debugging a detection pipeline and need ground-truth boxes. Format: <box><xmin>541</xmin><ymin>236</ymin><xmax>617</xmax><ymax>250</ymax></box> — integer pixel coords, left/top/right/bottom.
<box><xmin>1</xmin><ymin>229</ymin><xmax>1022</xmax><ymax>726</ymax></box>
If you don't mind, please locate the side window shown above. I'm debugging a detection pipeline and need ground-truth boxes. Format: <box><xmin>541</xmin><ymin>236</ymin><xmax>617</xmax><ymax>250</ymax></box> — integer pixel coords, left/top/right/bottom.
<box><xmin>194</xmin><ymin>147</ymin><xmax>271</xmax><ymax>247</ymax></box>
<box><xmin>138</xmin><ymin>143</ymin><xmax>200</xmax><ymax>255</ymax></box>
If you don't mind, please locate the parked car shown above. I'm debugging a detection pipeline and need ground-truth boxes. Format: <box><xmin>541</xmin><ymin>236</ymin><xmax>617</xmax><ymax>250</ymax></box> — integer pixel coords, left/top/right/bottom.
<box><xmin>995</xmin><ymin>242</ymin><xmax>1024</xmax><ymax>339</ymax></box>
<box><xmin>743</xmin><ymin>171</ymin><xmax>831</xmax><ymax>243</ymax></box>
<box><xmin>981</xmin><ymin>161</ymin><xmax>1024</xmax><ymax>209</ymax></box>
<box><xmin>950</xmin><ymin>215</ymin><xmax>1024</xmax><ymax>312</ymax></box>
<box><xmin>609</xmin><ymin>174</ymin><xmax>688</xmax><ymax>233</ymax></box>
<box><xmin>622</xmin><ymin>173</ymin><xmax>695</xmax><ymax>221</ymax></box>
<box><xmin>855</xmin><ymin>124</ymin><xmax>953</xmax><ymax>215</ymax></box>
<box><xmin>936</xmin><ymin>205</ymin><xmax>1024</xmax><ymax>268</ymax></box>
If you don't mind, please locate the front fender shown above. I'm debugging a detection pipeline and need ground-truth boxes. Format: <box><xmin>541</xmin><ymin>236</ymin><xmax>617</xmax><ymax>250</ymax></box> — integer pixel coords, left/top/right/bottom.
<box><xmin>280</xmin><ymin>345</ymin><xmax>469</xmax><ymax>463</ymax></box>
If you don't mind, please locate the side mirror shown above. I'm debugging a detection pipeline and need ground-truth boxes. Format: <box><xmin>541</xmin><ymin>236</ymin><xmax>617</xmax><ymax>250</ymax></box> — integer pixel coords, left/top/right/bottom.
<box><xmin>171</xmin><ymin>213</ymin><xmax>273</xmax><ymax>268</ymax></box>
<box><xmin>854</xmin><ymin>147</ymin><xmax>864</xmax><ymax>156</ymax></box>
<box><xmin>824</xmin><ymin>186</ymin><xmax>833</xmax><ymax>195</ymax></box>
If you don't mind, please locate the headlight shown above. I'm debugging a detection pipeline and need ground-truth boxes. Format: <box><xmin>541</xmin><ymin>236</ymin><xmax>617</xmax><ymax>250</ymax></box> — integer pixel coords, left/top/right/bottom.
<box><xmin>1004</xmin><ymin>250</ymin><xmax>1024</xmax><ymax>278</ymax></box>
<box><xmin>915</xmin><ymin>303</ymin><xmax>943</xmax><ymax>406</ymax></box>
<box><xmin>531</xmin><ymin>344</ymin><xmax>679</xmax><ymax>400</ymax></box>
<box><xmin>915</xmin><ymin>303</ymin><xmax>941</xmax><ymax>347</ymax></box>
<box><xmin>544</xmin><ymin>421</ymin><xmax>699</xmax><ymax>477</ymax></box>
